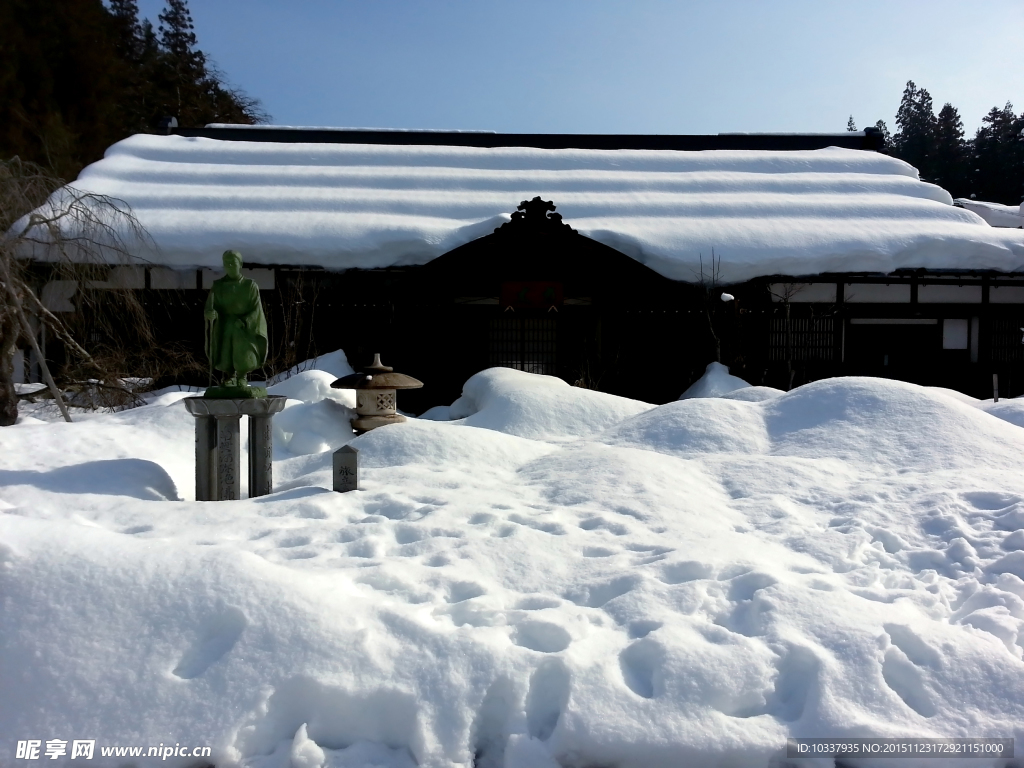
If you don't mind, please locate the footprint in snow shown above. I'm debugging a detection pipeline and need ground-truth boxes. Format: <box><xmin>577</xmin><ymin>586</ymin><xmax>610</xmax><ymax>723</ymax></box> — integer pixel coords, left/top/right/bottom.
<box><xmin>515</xmin><ymin>595</ymin><xmax>562</xmax><ymax>611</ymax></box>
<box><xmin>508</xmin><ymin>514</ymin><xmax>566</xmax><ymax>535</ymax></box>
<box><xmin>512</xmin><ymin>621</ymin><xmax>571</xmax><ymax>653</ymax></box>
<box><xmin>564</xmin><ymin>576</ymin><xmax>639</xmax><ymax>608</ymax></box>
<box><xmin>578</xmin><ymin>517</ymin><xmax>629</xmax><ymax>536</ymax></box>
<box><xmin>659</xmin><ymin>560</ymin><xmax>715</xmax><ymax>585</ymax></box>
<box><xmin>710</xmin><ymin>571</ymin><xmax>777</xmax><ymax>637</ymax></box>
<box><xmin>619</xmin><ymin>639</ymin><xmax>659</xmax><ymax>699</ymax></box>
<box><xmin>627</xmin><ymin>620</ymin><xmax>662</xmax><ymax>639</ymax></box>
<box><xmin>961</xmin><ymin>491</ymin><xmax>1022</xmax><ymax>511</ymax></box>
<box><xmin>765</xmin><ymin>645</ymin><xmax>820</xmax><ymax>722</ymax></box>
<box><xmin>880</xmin><ymin>625</ymin><xmax>938</xmax><ymax>718</ymax></box>
<box><xmin>172</xmin><ymin>606</ymin><xmax>247</xmax><ymax>679</ymax></box>
<box><xmin>446</xmin><ymin>581</ymin><xmax>486</xmax><ymax>603</ymax></box>
<box><xmin>525</xmin><ymin>659</ymin><xmax>571</xmax><ymax>741</ymax></box>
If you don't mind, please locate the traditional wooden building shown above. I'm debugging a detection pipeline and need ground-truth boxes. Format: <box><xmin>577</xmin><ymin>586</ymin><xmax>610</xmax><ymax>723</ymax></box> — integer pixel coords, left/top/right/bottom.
<box><xmin>18</xmin><ymin>126</ymin><xmax>1024</xmax><ymax>407</ymax></box>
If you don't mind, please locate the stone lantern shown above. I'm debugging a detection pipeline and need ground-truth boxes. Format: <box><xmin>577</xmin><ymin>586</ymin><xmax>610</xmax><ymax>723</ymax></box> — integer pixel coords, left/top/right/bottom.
<box><xmin>331</xmin><ymin>353</ymin><xmax>423</xmax><ymax>434</ymax></box>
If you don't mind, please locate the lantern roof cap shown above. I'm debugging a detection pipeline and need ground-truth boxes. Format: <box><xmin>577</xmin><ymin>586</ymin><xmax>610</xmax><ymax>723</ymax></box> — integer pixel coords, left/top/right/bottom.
<box><xmin>331</xmin><ymin>353</ymin><xmax>423</xmax><ymax>390</ymax></box>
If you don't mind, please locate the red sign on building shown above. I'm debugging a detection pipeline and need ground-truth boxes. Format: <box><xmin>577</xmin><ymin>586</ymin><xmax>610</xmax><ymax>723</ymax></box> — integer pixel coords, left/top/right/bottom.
<box><xmin>500</xmin><ymin>281</ymin><xmax>563</xmax><ymax>310</ymax></box>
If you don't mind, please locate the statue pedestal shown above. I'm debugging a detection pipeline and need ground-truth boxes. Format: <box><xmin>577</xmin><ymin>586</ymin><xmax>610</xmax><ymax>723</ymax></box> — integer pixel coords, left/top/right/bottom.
<box><xmin>183</xmin><ymin>396</ymin><xmax>287</xmax><ymax>501</ymax></box>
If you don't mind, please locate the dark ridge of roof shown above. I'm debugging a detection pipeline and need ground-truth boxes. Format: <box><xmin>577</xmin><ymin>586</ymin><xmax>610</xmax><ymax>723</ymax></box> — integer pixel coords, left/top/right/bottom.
<box><xmin>170</xmin><ymin>126</ymin><xmax>885</xmax><ymax>152</ymax></box>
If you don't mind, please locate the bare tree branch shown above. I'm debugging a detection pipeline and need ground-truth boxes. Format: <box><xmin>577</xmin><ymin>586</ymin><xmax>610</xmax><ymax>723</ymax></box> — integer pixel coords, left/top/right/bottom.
<box><xmin>1</xmin><ymin>156</ymin><xmax>158</xmax><ymax>425</ymax></box>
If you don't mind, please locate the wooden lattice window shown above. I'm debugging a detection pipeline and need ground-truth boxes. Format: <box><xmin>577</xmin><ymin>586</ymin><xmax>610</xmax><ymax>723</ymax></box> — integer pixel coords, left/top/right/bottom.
<box><xmin>768</xmin><ymin>317</ymin><xmax>835</xmax><ymax>362</ymax></box>
<box><xmin>489</xmin><ymin>318</ymin><xmax>557</xmax><ymax>374</ymax></box>
<box><xmin>989</xmin><ymin>318</ymin><xmax>1024</xmax><ymax>363</ymax></box>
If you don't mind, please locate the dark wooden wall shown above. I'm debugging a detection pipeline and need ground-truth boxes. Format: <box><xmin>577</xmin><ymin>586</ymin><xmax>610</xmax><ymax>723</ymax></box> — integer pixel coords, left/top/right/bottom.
<box><xmin>28</xmin><ymin>250</ymin><xmax>1024</xmax><ymax>409</ymax></box>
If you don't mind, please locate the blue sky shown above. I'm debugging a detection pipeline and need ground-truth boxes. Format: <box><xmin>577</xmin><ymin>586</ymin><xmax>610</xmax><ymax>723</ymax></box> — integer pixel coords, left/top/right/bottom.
<box><xmin>136</xmin><ymin>0</ymin><xmax>1023</xmax><ymax>135</ymax></box>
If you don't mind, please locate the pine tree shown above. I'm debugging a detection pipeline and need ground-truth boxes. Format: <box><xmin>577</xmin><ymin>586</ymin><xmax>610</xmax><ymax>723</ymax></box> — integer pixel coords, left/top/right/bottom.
<box><xmin>158</xmin><ymin>0</ymin><xmax>202</xmax><ymax>69</ymax></box>
<box><xmin>0</xmin><ymin>0</ymin><xmax>124</xmax><ymax>178</ymax></box>
<box><xmin>156</xmin><ymin>0</ymin><xmax>206</xmax><ymax>123</ymax></box>
<box><xmin>892</xmin><ymin>81</ymin><xmax>938</xmax><ymax>181</ymax></box>
<box><xmin>107</xmin><ymin>0</ymin><xmax>160</xmax><ymax>136</ymax></box>
<box><xmin>931</xmin><ymin>103</ymin><xmax>968</xmax><ymax>197</ymax></box>
<box><xmin>109</xmin><ymin>0</ymin><xmax>144</xmax><ymax>62</ymax></box>
<box><xmin>972</xmin><ymin>103</ymin><xmax>1023</xmax><ymax>204</ymax></box>
<box><xmin>0</xmin><ymin>0</ymin><xmax>265</xmax><ymax>175</ymax></box>
<box><xmin>847</xmin><ymin>116</ymin><xmax>857</xmax><ymax>132</ymax></box>
<box><xmin>152</xmin><ymin>0</ymin><xmax>264</xmax><ymax>128</ymax></box>
<box><xmin>873</xmin><ymin>120</ymin><xmax>892</xmax><ymax>150</ymax></box>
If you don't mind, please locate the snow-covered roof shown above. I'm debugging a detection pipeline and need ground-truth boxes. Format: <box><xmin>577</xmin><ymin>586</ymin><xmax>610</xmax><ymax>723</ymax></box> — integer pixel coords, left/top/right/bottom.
<box><xmin>49</xmin><ymin>134</ymin><xmax>1024</xmax><ymax>283</ymax></box>
<box><xmin>955</xmin><ymin>198</ymin><xmax>1024</xmax><ymax>229</ymax></box>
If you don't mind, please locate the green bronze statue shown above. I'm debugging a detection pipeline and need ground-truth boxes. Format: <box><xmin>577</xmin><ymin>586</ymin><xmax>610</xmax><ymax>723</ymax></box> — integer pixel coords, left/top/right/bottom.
<box><xmin>203</xmin><ymin>250</ymin><xmax>269</xmax><ymax>399</ymax></box>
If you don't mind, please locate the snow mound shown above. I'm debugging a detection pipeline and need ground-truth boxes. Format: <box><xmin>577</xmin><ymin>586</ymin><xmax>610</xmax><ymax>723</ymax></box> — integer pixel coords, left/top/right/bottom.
<box><xmin>351</xmin><ymin>418</ymin><xmax>554</xmax><ymax>470</ymax></box>
<box><xmin>268</xmin><ymin>369</ymin><xmax>357</xmax><ymax>458</ymax></box>
<box><xmin>273</xmin><ymin>397</ymin><xmax>355</xmax><ymax>458</ymax></box>
<box><xmin>765</xmin><ymin>377</ymin><xmax>1024</xmax><ymax>471</ymax></box>
<box><xmin>982</xmin><ymin>399</ymin><xmax>1024</xmax><ymax>429</ymax></box>
<box><xmin>4</xmin><ymin>365</ymin><xmax>1024</xmax><ymax>768</ymax></box>
<box><xmin>720</xmin><ymin>385</ymin><xmax>786</xmax><ymax>402</ymax></box>
<box><xmin>268</xmin><ymin>350</ymin><xmax>355</xmax><ymax>385</ymax></box>
<box><xmin>450</xmin><ymin>367</ymin><xmax>653</xmax><ymax>439</ymax></box>
<box><xmin>678</xmin><ymin>361</ymin><xmax>751</xmax><ymax>399</ymax></box>
<box><xmin>603</xmin><ymin>398</ymin><xmax>770</xmax><ymax>457</ymax></box>
<box><xmin>416</xmin><ymin>405</ymin><xmax>452</xmax><ymax>421</ymax></box>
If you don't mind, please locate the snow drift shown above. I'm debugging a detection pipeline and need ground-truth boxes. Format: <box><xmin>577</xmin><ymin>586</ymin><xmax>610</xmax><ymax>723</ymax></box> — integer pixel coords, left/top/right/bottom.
<box><xmin>2</xmin><ymin>364</ymin><xmax>1024</xmax><ymax>767</ymax></box>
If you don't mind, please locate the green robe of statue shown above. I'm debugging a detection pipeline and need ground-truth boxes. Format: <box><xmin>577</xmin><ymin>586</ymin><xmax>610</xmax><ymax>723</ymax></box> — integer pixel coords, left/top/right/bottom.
<box><xmin>204</xmin><ymin>274</ymin><xmax>268</xmax><ymax>378</ymax></box>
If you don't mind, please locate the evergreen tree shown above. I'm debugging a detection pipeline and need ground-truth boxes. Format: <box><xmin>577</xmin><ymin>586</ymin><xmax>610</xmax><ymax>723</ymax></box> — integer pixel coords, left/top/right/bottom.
<box><xmin>0</xmin><ymin>0</ymin><xmax>266</xmax><ymax>176</ymax></box>
<box><xmin>931</xmin><ymin>103</ymin><xmax>969</xmax><ymax>197</ymax></box>
<box><xmin>158</xmin><ymin>0</ymin><xmax>205</xmax><ymax>82</ymax></box>
<box><xmin>152</xmin><ymin>0</ymin><xmax>265</xmax><ymax>129</ymax></box>
<box><xmin>972</xmin><ymin>103</ymin><xmax>1023</xmax><ymax>204</ymax></box>
<box><xmin>847</xmin><ymin>116</ymin><xmax>857</xmax><ymax>132</ymax></box>
<box><xmin>873</xmin><ymin>120</ymin><xmax>892</xmax><ymax>151</ymax></box>
<box><xmin>0</xmin><ymin>0</ymin><xmax>123</xmax><ymax>179</ymax></box>
<box><xmin>892</xmin><ymin>80</ymin><xmax>938</xmax><ymax>181</ymax></box>
<box><xmin>109</xmin><ymin>0</ymin><xmax>144</xmax><ymax>62</ymax></box>
<box><xmin>107</xmin><ymin>0</ymin><xmax>159</xmax><ymax>137</ymax></box>
<box><xmin>156</xmin><ymin>0</ymin><xmax>207</xmax><ymax>125</ymax></box>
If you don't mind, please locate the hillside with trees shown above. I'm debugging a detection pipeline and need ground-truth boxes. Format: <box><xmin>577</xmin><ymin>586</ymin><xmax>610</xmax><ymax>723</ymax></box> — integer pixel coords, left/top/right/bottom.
<box><xmin>0</xmin><ymin>0</ymin><xmax>266</xmax><ymax>181</ymax></box>
<box><xmin>852</xmin><ymin>81</ymin><xmax>1024</xmax><ymax>206</ymax></box>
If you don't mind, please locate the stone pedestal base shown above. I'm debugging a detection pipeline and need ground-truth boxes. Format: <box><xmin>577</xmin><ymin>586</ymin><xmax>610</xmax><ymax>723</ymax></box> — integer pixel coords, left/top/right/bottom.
<box><xmin>183</xmin><ymin>396</ymin><xmax>286</xmax><ymax>500</ymax></box>
<box><xmin>352</xmin><ymin>413</ymin><xmax>406</xmax><ymax>434</ymax></box>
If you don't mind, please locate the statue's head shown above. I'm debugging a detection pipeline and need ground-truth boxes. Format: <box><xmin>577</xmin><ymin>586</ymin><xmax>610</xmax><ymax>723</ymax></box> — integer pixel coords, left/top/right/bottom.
<box><xmin>222</xmin><ymin>250</ymin><xmax>243</xmax><ymax>278</ymax></box>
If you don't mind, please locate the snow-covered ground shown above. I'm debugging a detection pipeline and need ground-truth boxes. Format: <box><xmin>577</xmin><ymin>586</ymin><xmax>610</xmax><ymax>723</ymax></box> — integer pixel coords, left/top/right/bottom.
<box><xmin>2</xmin><ymin>355</ymin><xmax>1024</xmax><ymax>768</ymax></box>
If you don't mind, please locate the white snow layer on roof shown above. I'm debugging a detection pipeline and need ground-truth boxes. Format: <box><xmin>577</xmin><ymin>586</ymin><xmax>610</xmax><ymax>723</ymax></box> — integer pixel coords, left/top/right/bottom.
<box><xmin>48</xmin><ymin>134</ymin><xmax>1024</xmax><ymax>282</ymax></box>
<box><xmin>955</xmin><ymin>198</ymin><xmax>1024</xmax><ymax>228</ymax></box>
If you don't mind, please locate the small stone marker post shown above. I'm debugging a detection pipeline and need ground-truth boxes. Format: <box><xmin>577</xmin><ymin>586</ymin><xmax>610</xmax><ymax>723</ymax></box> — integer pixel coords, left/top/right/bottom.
<box><xmin>333</xmin><ymin>445</ymin><xmax>358</xmax><ymax>492</ymax></box>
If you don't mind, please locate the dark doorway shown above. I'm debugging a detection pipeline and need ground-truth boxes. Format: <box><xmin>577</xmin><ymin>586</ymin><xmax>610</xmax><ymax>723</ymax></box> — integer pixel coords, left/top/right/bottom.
<box><xmin>845</xmin><ymin>320</ymin><xmax>939</xmax><ymax>382</ymax></box>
